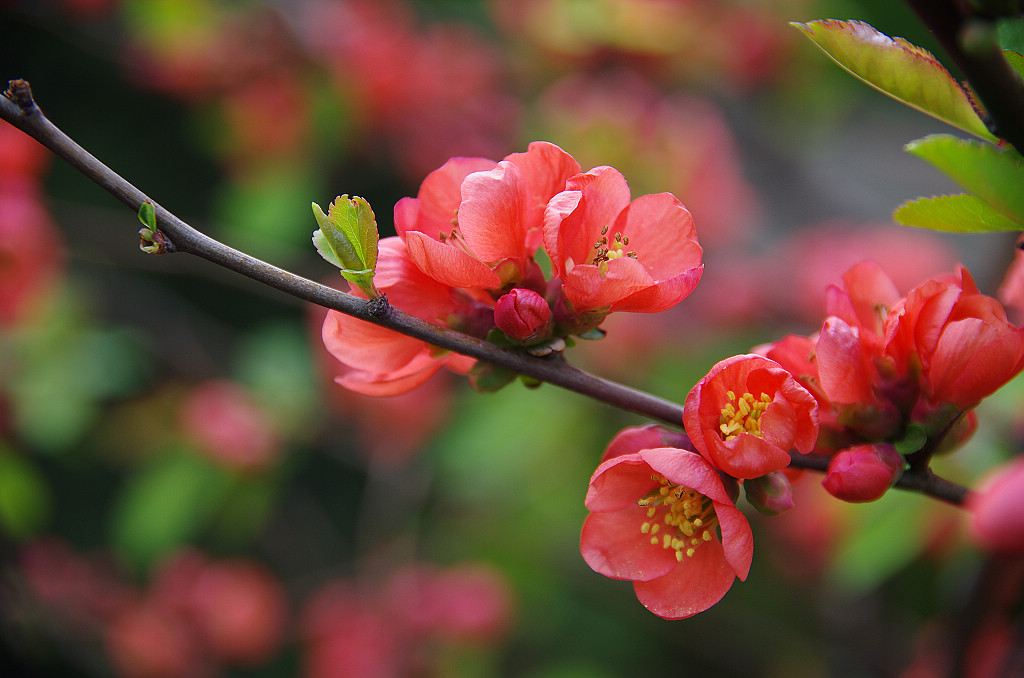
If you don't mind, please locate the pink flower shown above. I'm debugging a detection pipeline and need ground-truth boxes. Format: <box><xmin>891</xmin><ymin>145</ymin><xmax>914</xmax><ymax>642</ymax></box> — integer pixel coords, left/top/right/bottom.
<box><xmin>888</xmin><ymin>266</ymin><xmax>1024</xmax><ymax>409</ymax></box>
<box><xmin>581</xmin><ymin>446</ymin><xmax>751</xmax><ymax>619</ymax></box>
<box><xmin>321</xmin><ymin>237</ymin><xmax>479</xmax><ymax>396</ymax></box>
<box><xmin>683</xmin><ymin>354</ymin><xmax>819</xmax><ymax>479</ymax></box>
<box><xmin>968</xmin><ymin>456</ymin><xmax>1024</xmax><ymax>556</ymax></box>
<box><xmin>821</xmin><ymin>443</ymin><xmax>903</xmax><ymax>503</ymax></box>
<box><xmin>543</xmin><ymin>166</ymin><xmax>703</xmax><ymax>318</ymax></box>
<box><xmin>494</xmin><ymin>288</ymin><xmax>550</xmax><ymax>342</ymax></box>
<box><xmin>395</xmin><ymin>142</ymin><xmax>580</xmax><ymax>289</ymax></box>
<box><xmin>179</xmin><ymin>381</ymin><xmax>281</xmax><ymax>473</ymax></box>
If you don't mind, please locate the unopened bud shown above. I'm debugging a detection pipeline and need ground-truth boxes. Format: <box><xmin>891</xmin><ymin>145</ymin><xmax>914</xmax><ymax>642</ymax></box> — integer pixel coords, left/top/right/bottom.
<box><xmin>494</xmin><ymin>288</ymin><xmax>551</xmax><ymax>343</ymax></box>
<box><xmin>745</xmin><ymin>471</ymin><xmax>795</xmax><ymax>515</ymax></box>
<box><xmin>822</xmin><ymin>443</ymin><xmax>903</xmax><ymax>503</ymax></box>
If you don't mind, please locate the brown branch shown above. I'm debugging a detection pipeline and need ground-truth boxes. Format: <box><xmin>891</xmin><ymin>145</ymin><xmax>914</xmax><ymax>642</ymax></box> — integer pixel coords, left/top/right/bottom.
<box><xmin>0</xmin><ymin>79</ymin><xmax>972</xmax><ymax>507</ymax></box>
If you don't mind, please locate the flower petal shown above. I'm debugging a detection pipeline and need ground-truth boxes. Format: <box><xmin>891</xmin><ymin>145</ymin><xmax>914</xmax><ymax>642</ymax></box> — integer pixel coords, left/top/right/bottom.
<box><xmin>580</xmin><ymin>510</ymin><xmax>678</xmax><ymax>582</ymax></box>
<box><xmin>403</xmin><ymin>230</ymin><xmax>501</xmax><ymax>289</ymax></box>
<box><xmin>458</xmin><ymin>161</ymin><xmax>527</xmax><ymax>265</ymax></box>
<box><xmin>585</xmin><ymin>453</ymin><xmax>660</xmax><ymax>513</ymax></box>
<box><xmin>632</xmin><ymin>541</ymin><xmax>735</xmax><ymax>619</ymax></box>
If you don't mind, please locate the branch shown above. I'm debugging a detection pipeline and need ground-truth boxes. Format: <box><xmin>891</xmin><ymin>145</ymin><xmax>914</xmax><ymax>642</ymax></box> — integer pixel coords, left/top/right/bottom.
<box><xmin>0</xmin><ymin>79</ymin><xmax>972</xmax><ymax>507</ymax></box>
<box><xmin>903</xmin><ymin>0</ymin><xmax>1024</xmax><ymax>155</ymax></box>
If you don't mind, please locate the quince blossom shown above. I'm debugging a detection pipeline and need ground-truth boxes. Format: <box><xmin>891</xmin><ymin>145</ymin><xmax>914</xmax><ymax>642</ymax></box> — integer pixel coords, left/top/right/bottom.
<box><xmin>968</xmin><ymin>456</ymin><xmax>1024</xmax><ymax>556</ymax></box>
<box><xmin>581</xmin><ymin>433</ymin><xmax>751</xmax><ymax>619</ymax></box>
<box><xmin>322</xmin><ymin>237</ymin><xmax>480</xmax><ymax>396</ymax></box>
<box><xmin>543</xmin><ymin>165</ymin><xmax>702</xmax><ymax>324</ymax></box>
<box><xmin>683</xmin><ymin>354</ymin><xmax>819</xmax><ymax>480</ymax></box>
<box><xmin>395</xmin><ymin>141</ymin><xmax>580</xmax><ymax>289</ymax></box>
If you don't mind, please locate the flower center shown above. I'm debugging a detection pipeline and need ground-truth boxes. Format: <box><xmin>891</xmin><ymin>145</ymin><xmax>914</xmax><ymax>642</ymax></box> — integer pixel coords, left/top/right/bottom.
<box><xmin>638</xmin><ymin>474</ymin><xmax>718</xmax><ymax>562</ymax></box>
<box><xmin>592</xmin><ymin>225</ymin><xmax>638</xmax><ymax>275</ymax></box>
<box><xmin>719</xmin><ymin>390</ymin><xmax>771</xmax><ymax>440</ymax></box>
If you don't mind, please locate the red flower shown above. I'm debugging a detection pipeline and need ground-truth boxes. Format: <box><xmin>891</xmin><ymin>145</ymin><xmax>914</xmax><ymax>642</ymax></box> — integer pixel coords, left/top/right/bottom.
<box><xmin>395</xmin><ymin>142</ymin><xmax>580</xmax><ymax>289</ymax></box>
<box><xmin>683</xmin><ymin>354</ymin><xmax>819</xmax><ymax>479</ymax></box>
<box><xmin>543</xmin><ymin>165</ymin><xmax>703</xmax><ymax>317</ymax></box>
<box><xmin>821</xmin><ymin>443</ymin><xmax>903</xmax><ymax>503</ymax></box>
<box><xmin>968</xmin><ymin>456</ymin><xmax>1024</xmax><ymax>556</ymax></box>
<box><xmin>887</xmin><ymin>266</ymin><xmax>1024</xmax><ymax>409</ymax></box>
<box><xmin>494</xmin><ymin>288</ymin><xmax>551</xmax><ymax>342</ymax></box>
<box><xmin>321</xmin><ymin>237</ymin><xmax>479</xmax><ymax>396</ymax></box>
<box><xmin>581</xmin><ymin>446</ymin><xmax>752</xmax><ymax>619</ymax></box>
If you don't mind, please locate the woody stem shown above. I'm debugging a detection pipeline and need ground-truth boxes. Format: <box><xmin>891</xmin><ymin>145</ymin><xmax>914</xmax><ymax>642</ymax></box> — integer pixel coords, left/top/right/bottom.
<box><xmin>0</xmin><ymin>79</ymin><xmax>971</xmax><ymax>507</ymax></box>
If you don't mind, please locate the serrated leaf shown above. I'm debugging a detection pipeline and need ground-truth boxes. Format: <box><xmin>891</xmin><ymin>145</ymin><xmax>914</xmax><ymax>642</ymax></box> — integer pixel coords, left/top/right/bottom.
<box><xmin>1005</xmin><ymin>49</ymin><xmax>1024</xmax><ymax>80</ymax></box>
<box><xmin>792</xmin><ymin>19</ymin><xmax>996</xmax><ymax>141</ymax></box>
<box><xmin>895</xmin><ymin>193</ymin><xmax>1024</xmax><ymax>232</ymax></box>
<box><xmin>312</xmin><ymin>195</ymin><xmax>380</xmax><ymax>298</ymax></box>
<box><xmin>905</xmin><ymin>134</ymin><xmax>1024</xmax><ymax>222</ymax></box>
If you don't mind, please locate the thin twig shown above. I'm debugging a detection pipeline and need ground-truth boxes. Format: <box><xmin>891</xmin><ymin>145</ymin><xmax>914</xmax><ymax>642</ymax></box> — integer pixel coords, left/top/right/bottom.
<box><xmin>0</xmin><ymin>79</ymin><xmax>972</xmax><ymax>506</ymax></box>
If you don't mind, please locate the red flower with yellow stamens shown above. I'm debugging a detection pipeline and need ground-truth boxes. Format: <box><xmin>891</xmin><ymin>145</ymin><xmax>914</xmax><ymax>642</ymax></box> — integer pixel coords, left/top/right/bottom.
<box><xmin>684</xmin><ymin>354</ymin><xmax>819</xmax><ymax>480</ymax></box>
<box><xmin>580</xmin><ymin>444</ymin><xmax>752</xmax><ymax>619</ymax></box>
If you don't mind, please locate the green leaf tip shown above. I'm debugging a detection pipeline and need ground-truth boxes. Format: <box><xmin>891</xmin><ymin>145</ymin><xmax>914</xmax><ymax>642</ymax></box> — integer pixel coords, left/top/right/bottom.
<box><xmin>792</xmin><ymin>19</ymin><xmax>995</xmax><ymax>141</ymax></box>
<box><xmin>312</xmin><ymin>194</ymin><xmax>381</xmax><ymax>299</ymax></box>
<box><xmin>894</xmin><ymin>193</ymin><xmax>1024</xmax><ymax>233</ymax></box>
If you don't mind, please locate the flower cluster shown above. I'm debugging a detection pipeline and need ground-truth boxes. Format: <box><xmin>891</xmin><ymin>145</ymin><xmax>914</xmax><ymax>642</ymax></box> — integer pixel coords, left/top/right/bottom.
<box><xmin>759</xmin><ymin>261</ymin><xmax>1024</xmax><ymax>502</ymax></box>
<box><xmin>322</xmin><ymin>142</ymin><xmax>703</xmax><ymax>395</ymax></box>
<box><xmin>582</xmin><ymin>353</ymin><xmax>820</xmax><ymax>619</ymax></box>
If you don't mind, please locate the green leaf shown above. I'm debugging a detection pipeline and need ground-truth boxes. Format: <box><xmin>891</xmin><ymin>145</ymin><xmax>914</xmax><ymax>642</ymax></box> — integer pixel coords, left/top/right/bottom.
<box><xmin>895</xmin><ymin>193</ymin><xmax>1024</xmax><ymax>232</ymax></box>
<box><xmin>998</xmin><ymin>17</ymin><xmax>1024</xmax><ymax>53</ymax></box>
<box><xmin>312</xmin><ymin>195</ymin><xmax>380</xmax><ymax>298</ymax></box>
<box><xmin>792</xmin><ymin>19</ymin><xmax>996</xmax><ymax>141</ymax></box>
<box><xmin>138</xmin><ymin>201</ymin><xmax>156</xmax><ymax>230</ymax></box>
<box><xmin>894</xmin><ymin>422</ymin><xmax>928</xmax><ymax>455</ymax></box>
<box><xmin>905</xmin><ymin>134</ymin><xmax>1024</xmax><ymax>222</ymax></box>
<box><xmin>1004</xmin><ymin>49</ymin><xmax>1024</xmax><ymax>80</ymax></box>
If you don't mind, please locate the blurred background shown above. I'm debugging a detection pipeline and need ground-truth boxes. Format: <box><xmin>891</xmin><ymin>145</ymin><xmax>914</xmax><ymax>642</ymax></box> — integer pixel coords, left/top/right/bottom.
<box><xmin>1</xmin><ymin>0</ymin><xmax>1021</xmax><ymax>676</ymax></box>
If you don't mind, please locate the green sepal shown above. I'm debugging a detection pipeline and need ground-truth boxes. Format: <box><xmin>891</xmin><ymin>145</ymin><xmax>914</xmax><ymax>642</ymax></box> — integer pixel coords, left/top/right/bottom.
<box><xmin>904</xmin><ymin>134</ymin><xmax>1024</xmax><ymax>223</ymax></box>
<box><xmin>894</xmin><ymin>422</ymin><xmax>928</xmax><ymax>456</ymax></box>
<box><xmin>894</xmin><ymin>193</ymin><xmax>1024</xmax><ymax>232</ymax></box>
<box><xmin>519</xmin><ymin>374</ymin><xmax>543</xmax><ymax>389</ymax></box>
<box><xmin>467</xmin><ymin>362</ymin><xmax>518</xmax><ymax>393</ymax></box>
<box><xmin>485</xmin><ymin>328</ymin><xmax>519</xmax><ymax>348</ymax></box>
<box><xmin>312</xmin><ymin>195</ymin><xmax>381</xmax><ymax>298</ymax></box>
<box><xmin>792</xmin><ymin>19</ymin><xmax>996</xmax><ymax>141</ymax></box>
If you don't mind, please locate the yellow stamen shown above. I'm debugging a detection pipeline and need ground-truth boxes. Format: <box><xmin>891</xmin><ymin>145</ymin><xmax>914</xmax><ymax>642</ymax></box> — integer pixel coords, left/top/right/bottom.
<box><xmin>637</xmin><ymin>474</ymin><xmax>720</xmax><ymax>561</ymax></box>
<box><xmin>719</xmin><ymin>391</ymin><xmax>771</xmax><ymax>440</ymax></box>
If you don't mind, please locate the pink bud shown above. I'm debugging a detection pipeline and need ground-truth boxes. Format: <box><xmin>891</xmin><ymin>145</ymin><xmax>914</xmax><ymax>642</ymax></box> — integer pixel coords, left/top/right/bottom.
<box><xmin>822</xmin><ymin>443</ymin><xmax>903</xmax><ymax>503</ymax></box>
<box><xmin>968</xmin><ymin>456</ymin><xmax>1024</xmax><ymax>556</ymax></box>
<box><xmin>494</xmin><ymin>288</ymin><xmax>551</xmax><ymax>342</ymax></box>
<box><xmin>744</xmin><ymin>471</ymin><xmax>795</xmax><ymax>515</ymax></box>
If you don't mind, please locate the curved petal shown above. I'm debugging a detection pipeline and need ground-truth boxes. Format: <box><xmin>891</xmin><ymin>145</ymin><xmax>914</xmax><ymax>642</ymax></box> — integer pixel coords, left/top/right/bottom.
<box><xmin>404</xmin><ymin>230</ymin><xmax>501</xmax><ymax>289</ymax></box>
<box><xmin>542</xmin><ymin>190</ymin><xmax>583</xmax><ymax>275</ymax></box>
<box><xmin>601</xmin><ymin>425</ymin><xmax>693</xmax><ymax>463</ymax></box>
<box><xmin>580</xmin><ymin>510</ymin><xmax>678</xmax><ymax>582</ymax></box>
<box><xmin>610</xmin><ymin>265</ymin><xmax>703</xmax><ymax>313</ymax></box>
<box><xmin>711</xmin><ymin>434</ymin><xmax>792</xmax><ymax>480</ymax></box>
<box><xmin>614</xmin><ymin>193</ymin><xmax>702</xmax><ymax>279</ymax></box>
<box><xmin>410</xmin><ymin>156</ymin><xmax>497</xmax><ymax>236</ymax></box>
<box><xmin>504</xmin><ymin>141</ymin><xmax>581</xmax><ymax>249</ymax></box>
<box><xmin>638</xmin><ymin>448</ymin><xmax>731</xmax><ymax>504</ymax></box>
<box><xmin>714</xmin><ymin>501</ymin><xmax>753</xmax><ymax>580</ymax></box>
<box><xmin>458</xmin><ymin>161</ymin><xmax>527</xmax><ymax>265</ymax></box>
<box><xmin>323</xmin><ymin>310</ymin><xmax>426</xmax><ymax>374</ymax></box>
<box><xmin>632</xmin><ymin>541</ymin><xmax>734</xmax><ymax>619</ymax></box>
<box><xmin>585</xmin><ymin>454</ymin><xmax>660</xmax><ymax>512</ymax></box>
<box><xmin>336</xmin><ymin>351</ymin><xmax>443</xmax><ymax>397</ymax></box>
<box><xmin>563</xmin><ymin>257</ymin><xmax>652</xmax><ymax>312</ymax></box>
<box><xmin>817</xmin><ymin>317</ymin><xmax>875</xmax><ymax>404</ymax></box>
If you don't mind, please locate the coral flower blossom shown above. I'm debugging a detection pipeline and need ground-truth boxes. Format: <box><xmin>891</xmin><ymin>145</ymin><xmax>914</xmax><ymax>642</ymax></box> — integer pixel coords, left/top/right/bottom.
<box><xmin>543</xmin><ymin>165</ymin><xmax>703</xmax><ymax>316</ymax></box>
<box><xmin>322</xmin><ymin>237</ymin><xmax>479</xmax><ymax>396</ymax></box>
<box><xmin>581</xmin><ymin>446</ymin><xmax>752</xmax><ymax>619</ymax></box>
<box><xmin>968</xmin><ymin>456</ymin><xmax>1024</xmax><ymax>556</ymax></box>
<box><xmin>684</xmin><ymin>354</ymin><xmax>819</xmax><ymax>480</ymax></box>
<box><xmin>395</xmin><ymin>141</ymin><xmax>580</xmax><ymax>289</ymax></box>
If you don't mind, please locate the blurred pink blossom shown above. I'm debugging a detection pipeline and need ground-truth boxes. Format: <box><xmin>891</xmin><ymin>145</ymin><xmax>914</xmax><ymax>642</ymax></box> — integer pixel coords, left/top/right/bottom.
<box><xmin>179</xmin><ymin>380</ymin><xmax>281</xmax><ymax>473</ymax></box>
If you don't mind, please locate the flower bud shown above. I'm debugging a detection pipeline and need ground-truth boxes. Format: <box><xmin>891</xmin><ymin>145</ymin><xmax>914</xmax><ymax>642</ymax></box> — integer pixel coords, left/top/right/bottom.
<box><xmin>822</xmin><ymin>443</ymin><xmax>903</xmax><ymax>503</ymax></box>
<box><xmin>968</xmin><ymin>456</ymin><xmax>1024</xmax><ymax>556</ymax></box>
<box><xmin>744</xmin><ymin>471</ymin><xmax>795</xmax><ymax>515</ymax></box>
<box><xmin>494</xmin><ymin>288</ymin><xmax>551</xmax><ymax>342</ymax></box>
